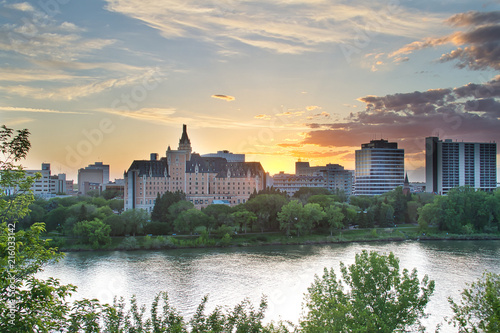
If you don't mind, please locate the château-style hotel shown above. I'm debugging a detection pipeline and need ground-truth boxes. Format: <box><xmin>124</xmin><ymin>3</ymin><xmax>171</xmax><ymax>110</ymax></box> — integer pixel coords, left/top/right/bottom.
<box><xmin>124</xmin><ymin>125</ymin><xmax>266</xmax><ymax>211</ymax></box>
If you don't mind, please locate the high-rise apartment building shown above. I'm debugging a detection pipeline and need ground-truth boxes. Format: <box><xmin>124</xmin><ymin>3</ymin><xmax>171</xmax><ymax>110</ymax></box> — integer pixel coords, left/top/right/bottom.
<box><xmin>124</xmin><ymin>125</ymin><xmax>265</xmax><ymax>211</ymax></box>
<box><xmin>355</xmin><ymin>139</ymin><xmax>405</xmax><ymax>195</ymax></box>
<box><xmin>425</xmin><ymin>137</ymin><xmax>497</xmax><ymax>194</ymax></box>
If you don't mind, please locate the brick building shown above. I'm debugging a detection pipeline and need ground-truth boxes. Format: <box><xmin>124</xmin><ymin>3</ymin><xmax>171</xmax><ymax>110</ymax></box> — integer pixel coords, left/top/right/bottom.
<box><xmin>124</xmin><ymin>125</ymin><xmax>265</xmax><ymax>211</ymax></box>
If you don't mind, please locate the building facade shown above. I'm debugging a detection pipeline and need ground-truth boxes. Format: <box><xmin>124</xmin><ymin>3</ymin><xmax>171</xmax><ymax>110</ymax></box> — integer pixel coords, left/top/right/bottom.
<box><xmin>124</xmin><ymin>125</ymin><xmax>265</xmax><ymax>211</ymax></box>
<box><xmin>77</xmin><ymin>161</ymin><xmax>110</xmax><ymax>195</ymax></box>
<box><xmin>293</xmin><ymin>161</ymin><xmax>354</xmax><ymax>196</ymax></box>
<box><xmin>3</xmin><ymin>163</ymin><xmax>68</xmax><ymax>198</ymax></box>
<box><xmin>272</xmin><ymin>172</ymin><xmax>326</xmax><ymax>196</ymax></box>
<box><xmin>426</xmin><ymin>137</ymin><xmax>497</xmax><ymax>194</ymax></box>
<box><xmin>355</xmin><ymin>139</ymin><xmax>405</xmax><ymax>196</ymax></box>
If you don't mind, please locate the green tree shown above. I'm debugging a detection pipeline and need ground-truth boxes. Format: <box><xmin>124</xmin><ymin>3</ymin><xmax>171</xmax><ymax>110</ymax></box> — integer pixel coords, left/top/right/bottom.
<box><xmin>325</xmin><ymin>205</ymin><xmax>344</xmax><ymax>236</ymax></box>
<box><xmin>44</xmin><ymin>206</ymin><xmax>68</xmax><ymax>232</ymax></box>
<box><xmin>168</xmin><ymin>200</ymin><xmax>194</xmax><ymax>219</ymax></box>
<box><xmin>277</xmin><ymin>200</ymin><xmax>303</xmax><ymax>236</ymax></box>
<box><xmin>299</xmin><ymin>203</ymin><xmax>325</xmax><ymax>236</ymax></box>
<box><xmin>246</xmin><ymin>194</ymin><xmax>288</xmax><ymax>231</ymax></box>
<box><xmin>0</xmin><ymin>125</ymin><xmax>73</xmax><ymax>331</ymax></box>
<box><xmin>293</xmin><ymin>187</ymin><xmax>330</xmax><ymax>204</ymax></box>
<box><xmin>307</xmin><ymin>194</ymin><xmax>336</xmax><ymax>209</ymax></box>
<box><xmin>174</xmin><ymin>209</ymin><xmax>209</xmax><ymax>234</ymax></box>
<box><xmin>73</xmin><ymin>218</ymin><xmax>112</xmax><ymax>249</ymax></box>
<box><xmin>109</xmin><ymin>198</ymin><xmax>124</xmax><ymax>213</ymax></box>
<box><xmin>448</xmin><ymin>272</ymin><xmax>500</xmax><ymax>332</ymax></box>
<box><xmin>121</xmin><ymin>208</ymin><xmax>148</xmax><ymax>236</ymax></box>
<box><xmin>300</xmin><ymin>250</ymin><xmax>435</xmax><ymax>333</ymax></box>
<box><xmin>231</xmin><ymin>210</ymin><xmax>257</xmax><ymax>234</ymax></box>
<box><xmin>103</xmin><ymin>214</ymin><xmax>126</xmax><ymax>236</ymax></box>
<box><xmin>202</xmin><ymin>204</ymin><xmax>233</xmax><ymax>228</ymax></box>
<box><xmin>151</xmin><ymin>191</ymin><xmax>186</xmax><ymax>222</ymax></box>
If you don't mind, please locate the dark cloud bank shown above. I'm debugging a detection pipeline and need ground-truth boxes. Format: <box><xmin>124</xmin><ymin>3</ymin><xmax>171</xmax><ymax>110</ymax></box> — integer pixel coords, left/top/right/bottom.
<box><xmin>300</xmin><ymin>11</ymin><xmax>500</xmax><ymax>155</ymax></box>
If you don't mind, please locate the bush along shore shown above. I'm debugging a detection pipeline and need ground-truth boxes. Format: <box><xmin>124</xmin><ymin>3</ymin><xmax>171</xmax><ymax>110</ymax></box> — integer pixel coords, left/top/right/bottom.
<box><xmin>46</xmin><ymin>225</ymin><xmax>500</xmax><ymax>252</ymax></box>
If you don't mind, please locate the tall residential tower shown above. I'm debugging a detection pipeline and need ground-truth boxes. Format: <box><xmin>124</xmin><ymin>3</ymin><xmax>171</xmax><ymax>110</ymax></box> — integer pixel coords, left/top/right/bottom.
<box><xmin>425</xmin><ymin>137</ymin><xmax>497</xmax><ymax>194</ymax></box>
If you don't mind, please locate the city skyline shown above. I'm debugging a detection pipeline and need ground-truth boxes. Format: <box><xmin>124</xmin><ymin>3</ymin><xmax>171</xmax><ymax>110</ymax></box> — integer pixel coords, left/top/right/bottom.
<box><xmin>1</xmin><ymin>1</ymin><xmax>500</xmax><ymax>181</ymax></box>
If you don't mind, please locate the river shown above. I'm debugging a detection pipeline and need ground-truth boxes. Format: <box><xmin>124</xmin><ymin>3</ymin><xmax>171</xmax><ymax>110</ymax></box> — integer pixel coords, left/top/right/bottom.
<box><xmin>38</xmin><ymin>240</ymin><xmax>500</xmax><ymax>332</ymax></box>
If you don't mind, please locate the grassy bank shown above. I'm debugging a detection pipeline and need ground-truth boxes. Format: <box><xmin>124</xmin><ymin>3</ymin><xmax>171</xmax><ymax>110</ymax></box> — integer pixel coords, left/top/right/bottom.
<box><xmin>44</xmin><ymin>225</ymin><xmax>500</xmax><ymax>252</ymax></box>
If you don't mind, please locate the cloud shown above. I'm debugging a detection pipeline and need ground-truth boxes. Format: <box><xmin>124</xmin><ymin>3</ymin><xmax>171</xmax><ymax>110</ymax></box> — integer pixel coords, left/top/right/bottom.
<box><xmin>276</xmin><ymin>111</ymin><xmax>304</xmax><ymax>117</ymax></box>
<box><xmin>2</xmin><ymin>117</ymin><xmax>35</xmax><ymax>126</ymax></box>
<box><xmin>0</xmin><ymin>72</ymin><xmax>152</xmax><ymax>100</ymax></box>
<box><xmin>0</xmin><ymin>106</ymin><xmax>89</xmax><ymax>115</ymax></box>
<box><xmin>390</xmin><ymin>10</ymin><xmax>500</xmax><ymax>70</ymax></box>
<box><xmin>211</xmin><ymin>94</ymin><xmax>235</xmax><ymax>101</ymax></box>
<box><xmin>254</xmin><ymin>114</ymin><xmax>272</xmax><ymax>120</ymax></box>
<box><xmin>446</xmin><ymin>11</ymin><xmax>500</xmax><ymax>27</ymax></box>
<box><xmin>104</xmin><ymin>0</ymin><xmax>444</xmax><ymax>54</ymax></box>
<box><xmin>0</xmin><ymin>68</ymin><xmax>82</xmax><ymax>82</ymax></box>
<box><xmin>306</xmin><ymin>105</ymin><xmax>321</xmax><ymax>111</ymax></box>
<box><xmin>299</xmin><ymin>75</ymin><xmax>500</xmax><ymax>153</ymax></box>
<box><xmin>100</xmin><ymin>107</ymin><xmax>264</xmax><ymax>130</ymax></box>
<box><xmin>0</xmin><ymin>5</ymin><xmax>115</xmax><ymax>62</ymax></box>
<box><xmin>5</xmin><ymin>2</ymin><xmax>35</xmax><ymax>12</ymax></box>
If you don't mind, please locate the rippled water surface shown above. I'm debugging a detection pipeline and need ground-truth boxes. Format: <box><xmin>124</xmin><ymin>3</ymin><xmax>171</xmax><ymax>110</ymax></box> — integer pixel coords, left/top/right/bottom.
<box><xmin>39</xmin><ymin>240</ymin><xmax>500</xmax><ymax>331</ymax></box>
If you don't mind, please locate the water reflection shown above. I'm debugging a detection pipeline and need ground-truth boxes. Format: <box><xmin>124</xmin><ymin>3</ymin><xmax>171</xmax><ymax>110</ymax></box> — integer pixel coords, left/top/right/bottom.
<box><xmin>39</xmin><ymin>240</ymin><xmax>500</xmax><ymax>332</ymax></box>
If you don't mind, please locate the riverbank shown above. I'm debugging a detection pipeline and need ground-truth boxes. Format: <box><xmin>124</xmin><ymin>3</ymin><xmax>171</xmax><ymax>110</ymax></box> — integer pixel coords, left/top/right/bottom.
<box><xmin>46</xmin><ymin>225</ymin><xmax>500</xmax><ymax>252</ymax></box>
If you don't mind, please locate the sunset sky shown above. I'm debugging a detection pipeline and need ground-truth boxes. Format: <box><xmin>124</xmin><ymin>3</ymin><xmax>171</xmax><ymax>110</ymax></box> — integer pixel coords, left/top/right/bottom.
<box><xmin>1</xmin><ymin>0</ymin><xmax>499</xmax><ymax>182</ymax></box>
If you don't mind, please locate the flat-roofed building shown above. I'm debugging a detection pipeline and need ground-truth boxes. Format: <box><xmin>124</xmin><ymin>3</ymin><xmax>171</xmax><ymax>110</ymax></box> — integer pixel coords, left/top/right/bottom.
<box><xmin>426</xmin><ymin>137</ymin><xmax>497</xmax><ymax>194</ymax></box>
<box><xmin>355</xmin><ymin>139</ymin><xmax>405</xmax><ymax>195</ymax></box>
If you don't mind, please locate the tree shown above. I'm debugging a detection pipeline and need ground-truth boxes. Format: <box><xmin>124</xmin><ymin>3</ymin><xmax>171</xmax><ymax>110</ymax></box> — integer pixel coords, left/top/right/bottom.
<box><xmin>293</xmin><ymin>187</ymin><xmax>330</xmax><ymax>204</ymax></box>
<box><xmin>277</xmin><ymin>200</ymin><xmax>303</xmax><ymax>236</ymax></box>
<box><xmin>325</xmin><ymin>205</ymin><xmax>344</xmax><ymax>236</ymax></box>
<box><xmin>448</xmin><ymin>272</ymin><xmax>500</xmax><ymax>332</ymax></box>
<box><xmin>174</xmin><ymin>209</ymin><xmax>209</xmax><ymax>234</ymax></box>
<box><xmin>168</xmin><ymin>200</ymin><xmax>194</xmax><ymax>216</ymax></box>
<box><xmin>299</xmin><ymin>203</ymin><xmax>325</xmax><ymax>236</ymax></box>
<box><xmin>231</xmin><ymin>210</ymin><xmax>257</xmax><ymax>234</ymax></box>
<box><xmin>73</xmin><ymin>218</ymin><xmax>112</xmax><ymax>249</ymax></box>
<box><xmin>246</xmin><ymin>194</ymin><xmax>288</xmax><ymax>231</ymax></box>
<box><xmin>121</xmin><ymin>208</ymin><xmax>148</xmax><ymax>236</ymax></box>
<box><xmin>300</xmin><ymin>250</ymin><xmax>435</xmax><ymax>333</ymax></box>
<box><xmin>151</xmin><ymin>191</ymin><xmax>185</xmax><ymax>222</ymax></box>
<box><xmin>202</xmin><ymin>204</ymin><xmax>233</xmax><ymax>228</ymax></box>
<box><xmin>0</xmin><ymin>126</ymin><xmax>74</xmax><ymax>331</ymax></box>
<box><xmin>104</xmin><ymin>214</ymin><xmax>126</xmax><ymax>236</ymax></box>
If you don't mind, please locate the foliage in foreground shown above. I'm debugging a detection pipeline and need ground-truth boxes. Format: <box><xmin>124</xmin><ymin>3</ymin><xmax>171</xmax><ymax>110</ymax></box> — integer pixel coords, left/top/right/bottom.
<box><xmin>448</xmin><ymin>272</ymin><xmax>500</xmax><ymax>332</ymax></box>
<box><xmin>300</xmin><ymin>250</ymin><xmax>435</xmax><ymax>332</ymax></box>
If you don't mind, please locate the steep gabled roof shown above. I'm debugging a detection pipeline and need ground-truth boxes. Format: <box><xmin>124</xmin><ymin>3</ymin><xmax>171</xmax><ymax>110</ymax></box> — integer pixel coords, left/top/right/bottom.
<box><xmin>186</xmin><ymin>154</ymin><xmax>227</xmax><ymax>173</ymax></box>
<box><xmin>126</xmin><ymin>158</ymin><xmax>169</xmax><ymax>177</ymax></box>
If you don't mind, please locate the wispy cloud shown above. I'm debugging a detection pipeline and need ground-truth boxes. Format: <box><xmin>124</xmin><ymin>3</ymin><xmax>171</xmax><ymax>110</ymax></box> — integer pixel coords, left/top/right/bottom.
<box><xmin>100</xmin><ymin>107</ymin><xmax>264</xmax><ymax>130</ymax></box>
<box><xmin>0</xmin><ymin>72</ymin><xmax>153</xmax><ymax>100</ymax></box>
<box><xmin>254</xmin><ymin>114</ymin><xmax>272</xmax><ymax>120</ymax></box>
<box><xmin>0</xmin><ymin>68</ymin><xmax>82</xmax><ymax>82</ymax></box>
<box><xmin>2</xmin><ymin>117</ymin><xmax>35</xmax><ymax>126</ymax></box>
<box><xmin>104</xmin><ymin>0</ymin><xmax>444</xmax><ymax>54</ymax></box>
<box><xmin>0</xmin><ymin>106</ymin><xmax>89</xmax><ymax>115</ymax></box>
<box><xmin>211</xmin><ymin>94</ymin><xmax>235</xmax><ymax>101</ymax></box>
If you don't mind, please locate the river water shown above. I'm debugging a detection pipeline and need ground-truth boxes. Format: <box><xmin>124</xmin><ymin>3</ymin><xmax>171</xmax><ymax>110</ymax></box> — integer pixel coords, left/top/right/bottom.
<box><xmin>39</xmin><ymin>240</ymin><xmax>500</xmax><ymax>332</ymax></box>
